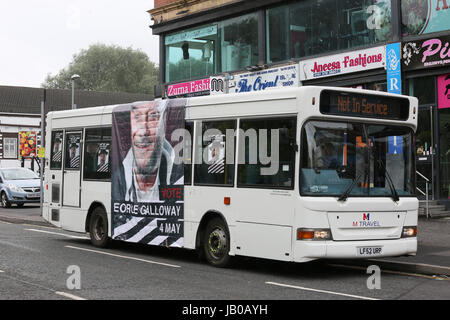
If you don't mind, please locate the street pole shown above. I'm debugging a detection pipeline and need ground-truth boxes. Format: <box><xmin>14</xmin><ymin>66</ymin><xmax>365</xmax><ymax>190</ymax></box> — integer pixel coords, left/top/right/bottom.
<box><xmin>71</xmin><ymin>74</ymin><xmax>80</xmax><ymax>110</ymax></box>
<box><xmin>71</xmin><ymin>79</ymin><xmax>75</xmax><ymax>110</ymax></box>
<box><xmin>40</xmin><ymin>98</ymin><xmax>45</xmax><ymax>216</ymax></box>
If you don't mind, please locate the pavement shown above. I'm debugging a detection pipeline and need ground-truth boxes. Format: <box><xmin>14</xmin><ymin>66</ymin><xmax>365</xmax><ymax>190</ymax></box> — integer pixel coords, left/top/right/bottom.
<box><xmin>0</xmin><ymin>205</ymin><xmax>449</xmax><ymax>277</ymax></box>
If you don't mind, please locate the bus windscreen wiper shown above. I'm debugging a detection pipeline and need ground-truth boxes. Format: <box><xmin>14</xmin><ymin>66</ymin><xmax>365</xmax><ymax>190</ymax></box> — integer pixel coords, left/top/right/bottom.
<box><xmin>338</xmin><ymin>171</ymin><xmax>364</xmax><ymax>202</ymax></box>
<box><xmin>376</xmin><ymin>159</ymin><xmax>400</xmax><ymax>202</ymax></box>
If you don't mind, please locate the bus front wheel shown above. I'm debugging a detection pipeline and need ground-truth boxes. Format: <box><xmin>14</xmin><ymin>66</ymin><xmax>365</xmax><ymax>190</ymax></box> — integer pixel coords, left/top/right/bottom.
<box><xmin>89</xmin><ymin>207</ymin><xmax>109</xmax><ymax>248</ymax></box>
<box><xmin>203</xmin><ymin>218</ymin><xmax>231</xmax><ymax>267</ymax></box>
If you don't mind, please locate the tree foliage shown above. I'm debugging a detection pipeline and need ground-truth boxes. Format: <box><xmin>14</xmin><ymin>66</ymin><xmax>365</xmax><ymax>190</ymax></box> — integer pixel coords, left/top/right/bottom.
<box><xmin>42</xmin><ymin>44</ymin><xmax>159</xmax><ymax>95</ymax></box>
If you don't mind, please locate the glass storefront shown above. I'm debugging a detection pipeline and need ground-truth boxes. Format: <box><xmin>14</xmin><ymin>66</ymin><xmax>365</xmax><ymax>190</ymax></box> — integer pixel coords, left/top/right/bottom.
<box><xmin>439</xmin><ymin>108</ymin><xmax>450</xmax><ymax>199</ymax></box>
<box><xmin>402</xmin><ymin>0</ymin><xmax>450</xmax><ymax>36</ymax></box>
<box><xmin>266</xmin><ymin>0</ymin><xmax>391</xmax><ymax>63</ymax></box>
<box><xmin>165</xmin><ymin>13</ymin><xmax>258</xmax><ymax>83</ymax></box>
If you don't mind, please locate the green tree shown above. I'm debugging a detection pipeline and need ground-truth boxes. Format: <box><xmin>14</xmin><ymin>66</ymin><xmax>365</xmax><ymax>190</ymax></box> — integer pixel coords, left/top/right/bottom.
<box><xmin>42</xmin><ymin>44</ymin><xmax>159</xmax><ymax>95</ymax></box>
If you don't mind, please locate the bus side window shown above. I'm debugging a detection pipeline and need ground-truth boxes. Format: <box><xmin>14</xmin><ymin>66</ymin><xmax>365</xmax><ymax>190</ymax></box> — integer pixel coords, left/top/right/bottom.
<box><xmin>50</xmin><ymin>131</ymin><xmax>63</xmax><ymax>170</ymax></box>
<box><xmin>194</xmin><ymin>120</ymin><xmax>236</xmax><ymax>186</ymax></box>
<box><xmin>237</xmin><ymin>117</ymin><xmax>296</xmax><ymax>189</ymax></box>
<box><xmin>83</xmin><ymin>127</ymin><xmax>112</xmax><ymax>180</ymax></box>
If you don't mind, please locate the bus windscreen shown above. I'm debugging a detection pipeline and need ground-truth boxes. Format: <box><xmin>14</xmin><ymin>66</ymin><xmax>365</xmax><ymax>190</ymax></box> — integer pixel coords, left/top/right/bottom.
<box><xmin>320</xmin><ymin>90</ymin><xmax>410</xmax><ymax>121</ymax></box>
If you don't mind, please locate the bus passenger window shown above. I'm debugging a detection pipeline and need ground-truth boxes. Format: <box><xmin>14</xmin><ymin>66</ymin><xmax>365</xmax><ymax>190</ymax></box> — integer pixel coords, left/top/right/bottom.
<box><xmin>194</xmin><ymin>120</ymin><xmax>236</xmax><ymax>186</ymax></box>
<box><xmin>237</xmin><ymin>117</ymin><xmax>296</xmax><ymax>189</ymax></box>
<box><xmin>83</xmin><ymin>127</ymin><xmax>112</xmax><ymax>180</ymax></box>
<box><xmin>50</xmin><ymin>131</ymin><xmax>63</xmax><ymax>170</ymax></box>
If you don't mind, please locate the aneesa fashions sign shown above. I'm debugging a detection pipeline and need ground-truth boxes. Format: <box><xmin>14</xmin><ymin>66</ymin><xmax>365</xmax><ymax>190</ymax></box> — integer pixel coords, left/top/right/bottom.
<box><xmin>300</xmin><ymin>46</ymin><xmax>386</xmax><ymax>81</ymax></box>
<box><xmin>403</xmin><ymin>34</ymin><xmax>450</xmax><ymax>70</ymax></box>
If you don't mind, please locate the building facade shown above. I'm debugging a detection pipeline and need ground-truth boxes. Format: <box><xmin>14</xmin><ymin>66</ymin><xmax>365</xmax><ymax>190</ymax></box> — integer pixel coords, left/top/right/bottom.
<box><xmin>149</xmin><ymin>0</ymin><xmax>450</xmax><ymax>205</ymax></box>
<box><xmin>0</xmin><ymin>86</ymin><xmax>154</xmax><ymax>172</ymax></box>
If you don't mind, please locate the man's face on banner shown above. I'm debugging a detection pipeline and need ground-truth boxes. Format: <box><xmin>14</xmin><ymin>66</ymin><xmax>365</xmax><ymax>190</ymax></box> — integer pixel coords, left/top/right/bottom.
<box><xmin>131</xmin><ymin>103</ymin><xmax>165</xmax><ymax>175</ymax></box>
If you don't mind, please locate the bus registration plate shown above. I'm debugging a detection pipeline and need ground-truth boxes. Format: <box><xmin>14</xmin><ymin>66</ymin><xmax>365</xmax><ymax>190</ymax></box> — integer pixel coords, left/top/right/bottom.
<box><xmin>357</xmin><ymin>246</ymin><xmax>383</xmax><ymax>257</ymax></box>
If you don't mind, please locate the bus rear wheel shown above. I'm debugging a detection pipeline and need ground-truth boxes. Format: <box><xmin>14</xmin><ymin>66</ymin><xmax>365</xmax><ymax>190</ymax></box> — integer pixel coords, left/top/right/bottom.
<box><xmin>89</xmin><ymin>207</ymin><xmax>109</xmax><ymax>248</ymax></box>
<box><xmin>203</xmin><ymin>217</ymin><xmax>231</xmax><ymax>267</ymax></box>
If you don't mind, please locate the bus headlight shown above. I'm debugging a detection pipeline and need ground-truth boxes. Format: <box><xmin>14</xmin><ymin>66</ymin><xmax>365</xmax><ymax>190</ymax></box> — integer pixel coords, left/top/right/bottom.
<box><xmin>402</xmin><ymin>226</ymin><xmax>417</xmax><ymax>238</ymax></box>
<box><xmin>297</xmin><ymin>228</ymin><xmax>332</xmax><ymax>241</ymax></box>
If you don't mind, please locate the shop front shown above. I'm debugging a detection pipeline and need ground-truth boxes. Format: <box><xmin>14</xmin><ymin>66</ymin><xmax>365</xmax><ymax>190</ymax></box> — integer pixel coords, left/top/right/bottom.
<box><xmin>402</xmin><ymin>34</ymin><xmax>450</xmax><ymax>203</ymax></box>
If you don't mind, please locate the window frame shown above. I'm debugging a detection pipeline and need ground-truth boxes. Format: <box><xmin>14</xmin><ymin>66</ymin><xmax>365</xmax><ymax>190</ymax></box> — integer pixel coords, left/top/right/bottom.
<box><xmin>3</xmin><ymin>136</ymin><xmax>18</xmax><ymax>159</ymax></box>
<box><xmin>236</xmin><ymin>116</ymin><xmax>297</xmax><ymax>190</ymax></box>
<box><xmin>82</xmin><ymin>126</ymin><xmax>112</xmax><ymax>182</ymax></box>
<box><xmin>64</xmin><ymin>131</ymin><xmax>83</xmax><ymax>172</ymax></box>
<box><xmin>299</xmin><ymin>118</ymin><xmax>417</xmax><ymax>198</ymax></box>
<box><xmin>193</xmin><ymin>119</ymin><xmax>237</xmax><ymax>188</ymax></box>
<box><xmin>50</xmin><ymin>130</ymin><xmax>64</xmax><ymax>170</ymax></box>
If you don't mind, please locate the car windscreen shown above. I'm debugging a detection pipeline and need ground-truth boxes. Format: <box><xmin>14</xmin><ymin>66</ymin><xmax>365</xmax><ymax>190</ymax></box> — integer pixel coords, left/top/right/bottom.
<box><xmin>1</xmin><ymin>168</ymin><xmax>39</xmax><ymax>180</ymax></box>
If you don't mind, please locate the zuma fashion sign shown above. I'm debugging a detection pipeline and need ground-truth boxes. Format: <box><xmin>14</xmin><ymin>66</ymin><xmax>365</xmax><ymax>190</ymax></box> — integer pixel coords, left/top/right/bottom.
<box><xmin>111</xmin><ymin>100</ymin><xmax>186</xmax><ymax>247</ymax></box>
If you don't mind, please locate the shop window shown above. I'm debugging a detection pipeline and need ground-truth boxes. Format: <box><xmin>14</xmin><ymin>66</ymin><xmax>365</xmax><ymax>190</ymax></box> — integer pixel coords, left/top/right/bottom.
<box><xmin>267</xmin><ymin>0</ymin><xmax>391</xmax><ymax>63</ymax></box>
<box><xmin>365</xmin><ymin>82</ymin><xmax>388</xmax><ymax>92</ymax></box>
<box><xmin>165</xmin><ymin>13</ymin><xmax>258</xmax><ymax>83</ymax></box>
<box><xmin>402</xmin><ymin>0</ymin><xmax>450</xmax><ymax>36</ymax></box>
<box><xmin>3</xmin><ymin>137</ymin><xmax>17</xmax><ymax>159</ymax></box>
<box><xmin>408</xmin><ymin>77</ymin><xmax>436</xmax><ymax>105</ymax></box>
<box><xmin>439</xmin><ymin>108</ymin><xmax>450</xmax><ymax>199</ymax></box>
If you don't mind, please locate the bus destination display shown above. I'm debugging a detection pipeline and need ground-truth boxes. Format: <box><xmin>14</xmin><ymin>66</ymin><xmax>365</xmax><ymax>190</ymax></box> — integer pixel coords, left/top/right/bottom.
<box><xmin>320</xmin><ymin>90</ymin><xmax>410</xmax><ymax>120</ymax></box>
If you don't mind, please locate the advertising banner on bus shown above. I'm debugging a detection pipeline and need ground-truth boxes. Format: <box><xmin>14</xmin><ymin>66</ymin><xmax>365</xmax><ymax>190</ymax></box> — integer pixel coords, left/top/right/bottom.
<box><xmin>111</xmin><ymin>99</ymin><xmax>186</xmax><ymax>247</ymax></box>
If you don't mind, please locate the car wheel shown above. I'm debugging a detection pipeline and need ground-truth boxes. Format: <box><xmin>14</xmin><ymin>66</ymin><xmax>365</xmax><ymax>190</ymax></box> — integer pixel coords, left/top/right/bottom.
<box><xmin>203</xmin><ymin>217</ymin><xmax>232</xmax><ymax>268</ymax></box>
<box><xmin>89</xmin><ymin>207</ymin><xmax>110</xmax><ymax>248</ymax></box>
<box><xmin>1</xmin><ymin>192</ymin><xmax>11</xmax><ymax>208</ymax></box>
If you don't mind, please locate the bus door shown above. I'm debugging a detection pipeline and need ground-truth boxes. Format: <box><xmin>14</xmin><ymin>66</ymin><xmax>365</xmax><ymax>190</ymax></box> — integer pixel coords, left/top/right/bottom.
<box><xmin>234</xmin><ymin>117</ymin><xmax>297</xmax><ymax>261</ymax></box>
<box><xmin>62</xmin><ymin>131</ymin><xmax>82</xmax><ymax>207</ymax></box>
<box><xmin>47</xmin><ymin>130</ymin><xmax>64</xmax><ymax>226</ymax></box>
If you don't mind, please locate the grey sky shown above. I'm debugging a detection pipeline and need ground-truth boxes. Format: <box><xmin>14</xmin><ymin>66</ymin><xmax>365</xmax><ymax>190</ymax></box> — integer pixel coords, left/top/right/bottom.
<box><xmin>0</xmin><ymin>0</ymin><xmax>159</xmax><ymax>88</ymax></box>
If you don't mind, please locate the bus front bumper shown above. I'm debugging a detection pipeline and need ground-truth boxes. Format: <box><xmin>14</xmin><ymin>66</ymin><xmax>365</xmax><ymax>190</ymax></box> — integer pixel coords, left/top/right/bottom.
<box><xmin>294</xmin><ymin>238</ymin><xmax>417</xmax><ymax>262</ymax></box>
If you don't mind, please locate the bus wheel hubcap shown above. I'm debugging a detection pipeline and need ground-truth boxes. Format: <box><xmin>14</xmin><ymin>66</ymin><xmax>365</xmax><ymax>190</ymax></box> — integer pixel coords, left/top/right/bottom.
<box><xmin>94</xmin><ymin>217</ymin><xmax>105</xmax><ymax>241</ymax></box>
<box><xmin>208</xmin><ymin>228</ymin><xmax>227</xmax><ymax>259</ymax></box>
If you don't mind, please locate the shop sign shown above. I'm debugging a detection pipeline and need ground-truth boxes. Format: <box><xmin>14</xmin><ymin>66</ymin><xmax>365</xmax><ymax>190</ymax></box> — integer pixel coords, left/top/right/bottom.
<box><xmin>299</xmin><ymin>46</ymin><xmax>386</xmax><ymax>81</ymax></box>
<box><xmin>210</xmin><ymin>76</ymin><xmax>226</xmax><ymax>95</ymax></box>
<box><xmin>437</xmin><ymin>73</ymin><xmax>450</xmax><ymax>109</ymax></box>
<box><xmin>402</xmin><ymin>34</ymin><xmax>450</xmax><ymax>70</ymax></box>
<box><xmin>166</xmin><ymin>78</ymin><xmax>210</xmax><ymax>98</ymax></box>
<box><xmin>230</xmin><ymin>64</ymin><xmax>300</xmax><ymax>93</ymax></box>
<box><xmin>386</xmin><ymin>43</ymin><xmax>402</xmax><ymax>94</ymax></box>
